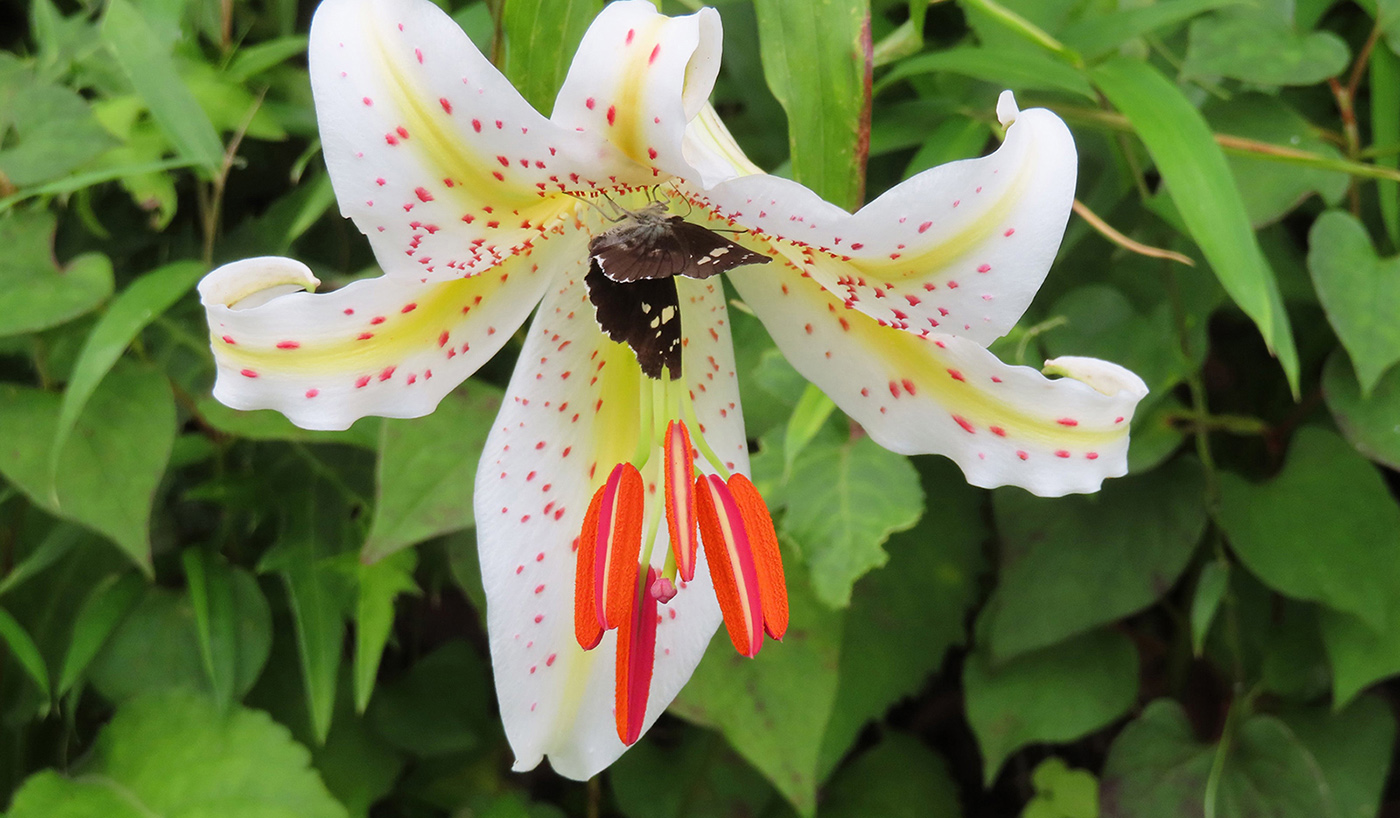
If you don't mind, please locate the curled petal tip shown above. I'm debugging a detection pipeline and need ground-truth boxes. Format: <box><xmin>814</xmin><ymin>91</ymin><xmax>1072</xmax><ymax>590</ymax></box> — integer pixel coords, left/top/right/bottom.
<box><xmin>1043</xmin><ymin>355</ymin><xmax>1149</xmax><ymax>400</ymax></box>
<box><xmin>199</xmin><ymin>256</ymin><xmax>319</xmax><ymax>310</ymax></box>
<box><xmin>996</xmin><ymin>90</ymin><xmax>1020</xmax><ymax>127</ymax></box>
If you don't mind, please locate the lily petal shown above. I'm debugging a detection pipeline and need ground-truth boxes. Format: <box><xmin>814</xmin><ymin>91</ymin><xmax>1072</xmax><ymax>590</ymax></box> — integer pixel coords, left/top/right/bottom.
<box><xmin>553</xmin><ymin>1</ymin><xmax>722</xmax><ymax>181</ymax></box>
<box><xmin>693</xmin><ymin>92</ymin><xmax>1077</xmax><ymax>347</ymax></box>
<box><xmin>309</xmin><ymin>0</ymin><xmax>638</xmax><ymax>284</ymax></box>
<box><xmin>198</xmin><ymin>236</ymin><xmax>567</xmax><ymax>430</ymax></box>
<box><xmin>474</xmin><ymin>269</ymin><xmax>746</xmax><ymax>778</ymax></box>
<box><xmin>730</xmin><ymin>260</ymin><xmax>1147</xmax><ymax>498</ymax></box>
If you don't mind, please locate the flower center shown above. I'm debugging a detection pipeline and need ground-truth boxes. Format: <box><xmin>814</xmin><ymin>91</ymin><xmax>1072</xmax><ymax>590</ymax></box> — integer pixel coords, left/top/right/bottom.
<box><xmin>570</xmin><ymin>376</ymin><xmax>788</xmax><ymax>745</ymax></box>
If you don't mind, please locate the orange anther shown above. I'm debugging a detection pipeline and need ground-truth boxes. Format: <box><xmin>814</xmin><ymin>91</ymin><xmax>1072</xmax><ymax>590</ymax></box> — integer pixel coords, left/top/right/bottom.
<box><xmin>596</xmin><ymin>463</ymin><xmax>644</xmax><ymax>631</ymax></box>
<box><xmin>573</xmin><ymin>486</ymin><xmax>606</xmax><ymax>650</ymax></box>
<box><xmin>728</xmin><ymin>474</ymin><xmax>788</xmax><ymax>641</ymax></box>
<box><xmin>694</xmin><ymin>474</ymin><xmax>764</xmax><ymax>657</ymax></box>
<box><xmin>615</xmin><ymin>566</ymin><xmax>659</xmax><ymax>745</ymax></box>
<box><xmin>664</xmin><ymin>420</ymin><xmax>698</xmax><ymax>582</ymax></box>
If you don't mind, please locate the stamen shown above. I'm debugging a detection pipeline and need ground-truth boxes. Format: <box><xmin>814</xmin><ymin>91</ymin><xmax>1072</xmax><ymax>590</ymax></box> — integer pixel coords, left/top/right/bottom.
<box><xmin>615</xmin><ymin>566</ymin><xmax>659</xmax><ymax>746</ymax></box>
<box><xmin>664</xmin><ymin>420</ymin><xmax>699</xmax><ymax>582</ymax></box>
<box><xmin>728</xmin><ymin>475</ymin><xmax>788</xmax><ymax>640</ymax></box>
<box><xmin>595</xmin><ymin>464</ymin><xmax>645</xmax><ymax>631</ymax></box>
<box><xmin>650</xmin><ymin>576</ymin><xmax>677</xmax><ymax>604</ymax></box>
<box><xmin>694</xmin><ymin>474</ymin><xmax>764</xmax><ymax>657</ymax></box>
<box><xmin>573</xmin><ymin>487</ymin><xmax>606</xmax><ymax>650</ymax></box>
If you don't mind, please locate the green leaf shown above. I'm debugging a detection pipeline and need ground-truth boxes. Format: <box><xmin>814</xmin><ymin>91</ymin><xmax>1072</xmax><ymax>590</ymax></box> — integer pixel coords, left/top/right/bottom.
<box><xmin>0</xmin><ymin>607</ymin><xmax>52</xmax><ymax>704</ymax></box>
<box><xmin>353</xmin><ymin>549</ymin><xmax>418</xmax><ymax>713</ymax></box>
<box><xmin>226</xmin><ymin>35</ymin><xmax>309</xmax><ymax>82</ymax></box>
<box><xmin>313</xmin><ymin>682</ymin><xmax>405</xmax><ymax>818</ymax></box>
<box><xmin>361</xmin><ymin>384</ymin><xmax>503</xmax><ymax>562</ymax></box>
<box><xmin>52</xmin><ymin>260</ymin><xmax>205</xmax><ymax>477</ymax></box>
<box><xmin>783</xmin><ymin>384</ymin><xmax>837</xmax><ymax>473</ymax></box>
<box><xmin>1280</xmin><ymin>697</ymin><xmax>1395</xmax><ymax>818</ymax></box>
<box><xmin>1092</xmin><ymin>58</ymin><xmax>1299</xmax><ymax>394</ymax></box>
<box><xmin>500</xmin><ymin>0</ymin><xmax>602</xmax><ymax>115</ymax></box>
<box><xmin>779</xmin><ymin>435</ymin><xmax>923</xmax><ymax>608</ymax></box>
<box><xmin>1182</xmin><ymin>9</ymin><xmax>1350</xmax><ymax>86</ymax></box>
<box><xmin>1373</xmin><ymin>43</ymin><xmax>1400</xmax><ymax>249</ymax></box>
<box><xmin>1205</xmin><ymin>94</ymin><xmax>1348</xmax><ymax>227</ymax></box>
<box><xmin>57</xmin><ymin>572</ymin><xmax>146</xmax><ymax>697</ymax></box>
<box><xmin>182</xmin><ymin>550</ymin><xmax>271</xmax><ymax>707</ymax></box>
<box><xmin>755</xmin><ymin>0</ymin><xmax>872</xmax><ymax>209</ymax></box>
<box><xmin>7</xmin><ymin>691</ymin><xmax>349</xmax><ymax>818</ymax></box>
<box><xmin>1059</xmin><ymin>0</ymin><xmax>1247</xmax><ymax>60</ymax></box>
<box><xmin>1043</xmin><ymin>284</ymin><xmax>1199</xmax><ymax>396</ymax></box>
<box><xmin>820</xmin><ymin>733</ymin><xmax>962</xmax><ymax>818</ymax></box>
<box><xmin>1218</xmin><ymin>427</ymin><xmax>1400</xmax><ymax>631</ymax></box>
<box><xmin>0</xmin><ymin>522</ymin><xmax>82</xmax><ymax>598</ymax></box>
<box><xmin>817</xmin><ymin>458</ymin><xmax>986</xmax><ymax>779</ymax></box>
<box><xmin>1307</xmin><ymin>210</ymin><xmax>1400</xmax><ymax>396</ymax></box>
<box><xmin>672</xmin><ymin>573</ymin><xmax>844</xmax><ymax>816</ymax></box>
<box><xmin>88</xmin><ymin>576</ymin><xmax>270</xmax><ymax>703</ymax></box>
<box><xmin>101</xmin><ymin>0</ymin><xmax>224</xmax><ymax>174</ymax></box>
<box><xmin>0</xmin><ymin>54</ymin><xmax>116</xmax><ymax>186</ymax></box>
<box><xmin>0</xmin><ymin>365</ymin><xmax>175</xmax><ymax>572</ymax></box>
<box><xmin>0</xmin><ymin>211</ymin><xmax>114</xmax><ymax>337</ymax></box>
<box><xmin>264</xmin><ymin>535</ymin><xmax>350</xmax><ymax>745</ymax></box>
<box><xmin>366</xmin><ymin>641</ymin><xmax>492</xmax><ymax>756</ymax></box>
<box><xmin>1021</xmin><ymin>758</ymin><xmax>1099</xmax><ymax>818</ymax></box>
<box><xmin>984</xmin><ymin>458</ymin><xmax>1206</xmax><ymax>660</ymax></box>
<box><xmin>1191</xmin><ymin>560</ymin><xmax>1229</xmax><ymax>657</ymax></box>
<box><xmin>902</xmin><ymin>115</ymin><xmax>992</xmax><ymax>180</ymax></box>
<box><xmin>196</xmin><ymin>397</ymin><xmax>381</xmax><ymax>450</ymax></box>
<box><xmin>1100</xmin><ymin>700</ymin><xmax>1334</xmax><ymax>817</ymax></box>
<box><xmin>611</xmin><ymin>725</ymin><xmax>778</xmax><ymax>818</ymax></box>
<box><xmin>875</xmin><ymin>45</ymin><xmax>1095</xmax><ymax>100</ymax></box>
<box><xmin>965</xmin><ymin>628</ymin><xmax>1138</xmax><ymax>785</ymax></box>
<box><xmin>1322</xmin><ymin>350</ymin><xmax>1400</xmax><ymax>470</ymax></box>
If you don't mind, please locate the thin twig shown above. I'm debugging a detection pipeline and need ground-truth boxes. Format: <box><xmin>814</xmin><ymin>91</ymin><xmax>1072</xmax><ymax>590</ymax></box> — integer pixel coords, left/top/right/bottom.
<box><xmin>202</xmin><ymin>89</ymin><xmax>266</xmax><ymax>266</ymax></box>
<box><xmin>1072</xmin><ymin>199</ymin><xmax>1195</xmax><ymax>266</ymax></box>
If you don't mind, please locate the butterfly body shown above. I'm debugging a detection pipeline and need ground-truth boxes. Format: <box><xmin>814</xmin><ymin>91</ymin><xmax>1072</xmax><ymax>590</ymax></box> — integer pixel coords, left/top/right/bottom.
<box><xmin>584</xmin><ymin>202</ymin><xmax>770</xmax><ymax>380</ymax></box>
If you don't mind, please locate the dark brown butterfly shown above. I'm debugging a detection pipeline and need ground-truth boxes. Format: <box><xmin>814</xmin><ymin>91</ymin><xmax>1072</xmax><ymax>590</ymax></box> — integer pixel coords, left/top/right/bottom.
<box><xmin>585</xmin><ymin>203</ymin><xmax>769</xmax><ymax>380</ymax></box>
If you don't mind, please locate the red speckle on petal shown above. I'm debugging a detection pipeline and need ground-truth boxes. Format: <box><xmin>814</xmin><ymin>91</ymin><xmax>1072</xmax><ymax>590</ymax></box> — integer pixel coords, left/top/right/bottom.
<box><xmin>1057</xmin><ymin>418</ymin><xmax>1079</xmax><ymax>427</ymax></box>
<box><xmin>221</xmin><ymin>335</ymin><xmax>237</xmax><ymax>345</ymax></box>
<box><xmin>1005</xmin><ymin>228</ymin><xmax>1015</xmax><ymax>237</ymax></box>
<box><xmin>276</xmin><ymin>341</ymin><xmax>300</xmax><ymax>349</ymax></box>
<box><xmin>918</xmin><ymin>221</ymin><xmax>932</xmax><ymax>233</ymax></box>
<box><xmin>415</xmin><ymin>187</ymin><xmax>433</xmax><ymax>202</ymax></box>
<box><xmin>649</xmin><ymin>44</ymin><xmax>660</xmax><ymax>64</ymax></box>
<box><xmin>439</xmin><ymin>97</ymin><xmax>452</xmax><ymax>113</ymax></box>
<box><xmin>1055</xmin><ymin>450</ymin><xmax>1071</xmax><ymax>458</ymax></box>
<box><xmin>305</xmin><ymin>389</ymin><xmax>319</xmax><ymax>398</ymax></box>
<box><xmin>585</xmin><ymin>97</ymin><xmax>595</xmax><ymax>110</ymax></box>
<box><xmin>355</xmin><ymin>375</ymin><xmax>371</xmax><ymax>388</ymax></box>
<box><xmin>1017</xmin><ymin>451</ymin><xmax>1029</xmax><ymax>460</ymax></box>
<box><xmin>990</xmin><ymin>426</ymin><xmax>1006</xmax><ymax>437</ymax></box>
<box><xmin>977</xmin><ymin>263</ymin><xmax>992</xmax><ymax>273</ymax></box>
<box><xmin>396</xmin><ymin>126</ymin><xmax>409</xmax><ymax>139</ymax></box>
<box><xmin>414</xmin><ymin>47</ymin><xmax>423</xmax><ymax>63</ymax></box>
<box><xmin>953</xmin><ymin>415</ymin><xmax>975</xmax><ymax>433</ymax></box>
<box><xmin>626</xmin><ymin>28</ymin><xmax>635</xmax><ymax>44</ymax></box>
<box><xmin>606</xmin><ymin>105</ymin><xmax>617</xmax><ymax>126</ymax></box>
<box><xmin>948</xmin><ymin>369</ymin><xmax>965</xmax><ymax>382</ymax></box>
<box><xmin>850</xmin><ymin>242</ymin><xmax>864</xmax><ymax>250</ymax></box>
<box><xmin>472</xmin><ymin>119</ymin><xmax>482</xmax><ymax>132</ymax></box>
<box><xmin>240</xmin><ymin>369</ymin><xmax>258</xmax><ymax>378</ymax></box>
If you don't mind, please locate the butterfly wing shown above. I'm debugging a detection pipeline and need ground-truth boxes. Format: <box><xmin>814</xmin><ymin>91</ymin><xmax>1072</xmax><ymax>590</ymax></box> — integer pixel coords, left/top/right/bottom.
<box><xmin>670</xmin><ymin>218</ymin><xmax>771</xmax><ymax>279</ymax></box>
<box><xmin>585</xmin><ymin>259</ymin><xmax>682</xmax><ymax>380</ymax></box>
<box><xmin>589</xmin><ymin>218</ymin><xmax>690</xmax><ymax>283</ymax></box>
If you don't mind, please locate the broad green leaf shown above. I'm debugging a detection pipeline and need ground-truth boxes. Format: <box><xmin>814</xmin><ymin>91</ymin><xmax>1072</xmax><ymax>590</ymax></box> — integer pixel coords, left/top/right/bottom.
<box><xmin>902</xmin><ymin>115</ymin><xmax>992</xmax><ymax>180</ymax></box>
<box><xmin>820</xmin><ymin>733</ymin><xmax>961</xmax><ymax>818</ymax></box>
<box><xmin>816</xmin><ymin>458</ymin><xmax>986</xmax><ymax>779</ymax></box>
<box><xmin>1126</xmin><ymin>394</ymin><xmax>1189</xmax><ymax>474</ymax></box>
<box><xmin>1218</xmin><ymin>427</ymin><xmax>1400</xmax><ymax>631</ymax></box>
<box><xmin>1322</xmin><ymin>350</ymin><xmax>1400</xmax><ymax>470</ymax></box>
<box><xmin>1044</xmin><ymin>285</ymin><xmax>1200</xmax><ymax>396</ymax></box>
<box><xmin>0</xmin><ymin>211</ymin><xmax>113</xmax><ymax>337</ymax></box>
<box><xmin>7</xmin><ymin>691</ymin><xmax>348</xmax><ymax>818</ymax></box>
<box><xmin>88</xmin><ymin>577</ymin><xmax>270</xmax><ymax>703</ymax></box>
<box><xmin>500</xmin><ymin>0</ymin><xmax>602</xmax><ymax>115</ymax></box>
<box><xmin>52</xmin><ymin>260</ymin><xmax>205</xmax><ymax>476</ymax></box>
<box><xmin>779</xmin><ymin>435</ymin><xmax>923</xmax><ymax>608</ymax></box>
<box><xmin>1183</xmin><ymin>9</ymin><xmax>1350</xmax><ymax>86</ymax></box>
<box><xmin>353</xmin><ymin>549</ymin><xmax>418</xmax><ymax>713</ymax></box>
<box><xmin>1373</xmin><ymin>42</ymin><xmax>1400</xmax><ymax>248</ymax></box>
<box><xmin>182</xmin><ymin>550</ymin><xmax>270</xmax><ymax>707</ymax></box>
<box><xmin>101</xmin><ymin>0</ymin><xmax>224</xmax><ymax>174</ymax></box>
<box><xmin>0</xmin><ymin>607</ymin><xmax>52</xmax><ymax>704</ymax></box>
<box><xmin>1306</xmin><ymin>211</ymin><xmax>1400</xmax><ymax>396</ymax></box>
<box><xmin>1190</xmin><ymin>560</ymin><xmax>1229</xmax><ymax>657</ymax></box>
<box><xmin>366</xmin><ymin>641</ymin><xmax>492</xmax><ymax>756</ymax></box>
<box><xmin>313</xmin><ymin>682</ymin><xmax>405</xmax><ymax>818</ymax></box>
<box><xmin>672</xmin><ymin>573</ymin><xmax>843</xmax><ymax>816</ymax></box>
<box><xmin>57</xmin><ymin>573</ymin><xmax>146</xmax><ymax>697</ymax></box>
<box><xmin>0</xmin><ymin>365</ymin><xmax>174</xmax><ymax>572</ymax></box>
<box><xmin>1021</xmin><ymin>758</ymin><xmax>1099</xmax><ymax>818</ymax></box>
<box><xmin>361</xmin><ymin>384</ymin><xmax>503</xmax><ymax>562</ymax></box>
<box><xmin>1100</xmin><ymin>700</ymin><xmax>1333</xmax><ymax>818</ymax></box>
<box><xmin>755</xmin><ymin>0</ymin><xmax>872</xmax><ymax>209</ymax></box>
<box><xmin>964</xmin><ymin>629</ymin><xmax>1138</xmax><ymax>785</ymax></box>
<box><xmin>874</xmin><ymin>46</ymin><xmax>1095</xmax><ymax>100</ymax></box>
<box><xmin>1205</xmin><ymin>94</ymin><xmax>1348</xmax><ymax>227</ymax></box>
<box><xmin>1059</xmin><ymin>0</ymin><xmax>1247</xmax><ymax>60</ymax></box>
<box><xmin>611</xmin><ymin>725</ymin><xmax>779</xmax><ymax>818</ymax></box>
<box><xmin>196</xmin><ymin>397</ymin><xmax>381</xmax><ymax>450</ymax></box>
<box><xmin>0</xmin><ymin>54</ymin><xmax>116</xmax><ymax>186</ymax></box>
<box><xmin>1281</xmin><ymin>697</ymin><xmax>1395</xmax><ymax>818</ymax></box>
<box><xmin>1092</xmin><ymin>58</ymin><xmax>1299</xmax><ymax>393</ymax></box>
<box><xmin>984</xmin><ymin>458</ymin><xmax>1206</xmax><ymax>660</ymax></box>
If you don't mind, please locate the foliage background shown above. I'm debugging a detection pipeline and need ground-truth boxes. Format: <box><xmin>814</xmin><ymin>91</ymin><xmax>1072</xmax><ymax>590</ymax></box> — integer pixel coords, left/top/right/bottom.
<box><xmin>1</xmin><ymin>0</ymin><xmax>1399</xmax><ymax>815</ymax></box>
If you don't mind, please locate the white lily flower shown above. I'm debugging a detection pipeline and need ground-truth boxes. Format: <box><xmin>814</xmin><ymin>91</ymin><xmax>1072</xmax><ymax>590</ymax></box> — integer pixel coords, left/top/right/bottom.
<box><xmin>197</xmin><ymin>0</ymin><xmax>1147</xmax><ymax>780</ymax></box>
